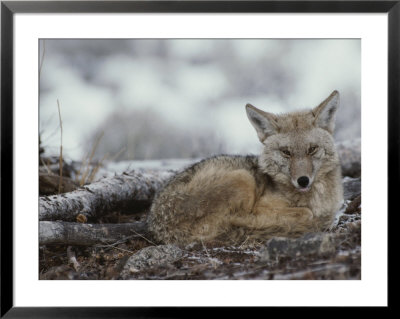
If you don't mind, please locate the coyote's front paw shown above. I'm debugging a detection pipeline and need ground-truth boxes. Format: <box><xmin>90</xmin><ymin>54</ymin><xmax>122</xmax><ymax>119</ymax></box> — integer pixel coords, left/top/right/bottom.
<box><xmin>300</xmin><ymin>207</ymin><xmax>314</xmax><ymax>220</ymax></box>
<box><xmin>285</xmin><ymin>207</ymin><xmax>313</xmax><ymax>220</ymax></box>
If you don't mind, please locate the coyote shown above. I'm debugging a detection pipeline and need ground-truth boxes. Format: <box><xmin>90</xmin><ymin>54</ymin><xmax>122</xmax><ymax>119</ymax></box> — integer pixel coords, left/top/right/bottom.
<box><xmin>147</xmin><ymin>91</ymin><xmax>343</xmax><ymax>245</ymax></box>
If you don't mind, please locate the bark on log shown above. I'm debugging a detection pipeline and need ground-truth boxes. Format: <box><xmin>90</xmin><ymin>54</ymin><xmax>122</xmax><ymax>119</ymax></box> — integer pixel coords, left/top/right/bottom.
<box><xmin>39</xmin><ymin>170</ymin><xmax>173</xmax><ymax>221</ymax></box>
<box><xmin>39</xmin><ymin>221</ymin><xmax>148</xmax><ymax>246</ymax></box>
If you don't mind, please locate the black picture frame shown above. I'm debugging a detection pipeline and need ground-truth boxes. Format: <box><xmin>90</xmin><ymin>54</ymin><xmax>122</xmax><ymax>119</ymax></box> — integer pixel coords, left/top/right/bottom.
<box><xmin>1</xmin><ymin>1</ymin><xmax>396</xmax><ymax>317</ymax></box>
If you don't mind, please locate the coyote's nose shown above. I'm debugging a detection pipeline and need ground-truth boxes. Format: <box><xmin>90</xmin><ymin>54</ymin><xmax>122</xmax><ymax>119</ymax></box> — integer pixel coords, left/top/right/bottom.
<box><xmin>297</xmin><ymin>176</ymin><xmax>309</xmax><ymax>188</ymax></box>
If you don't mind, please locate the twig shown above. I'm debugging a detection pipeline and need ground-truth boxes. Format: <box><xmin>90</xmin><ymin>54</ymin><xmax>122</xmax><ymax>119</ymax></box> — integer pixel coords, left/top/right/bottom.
<box><xmin>130</xmin><ymin>229</ymin><xmax>157</xmax><ymax>246</ymax></box>
<box><xmin>238</xmin><ymin>236</ymin><xmax>250</xmax><ymax>249</ymax></box>
<box><xmin>79</xmin><ymin>131</ymin><xmax>104</xmax><ymax>186</ymax></box>
<box><xmin>96</xmin><ymin>244</ymin><xmax>134</xmax><ymax>254</ymax></box>
<box><xmin>57</xmin><ymin>100</ymin><xmax>63</xmax><ymax>194</ymax></box>
<box><xmin>109</xmin><ymin>147</ymin><xmax>126</xmax><ymax>162</ymax></box>
<box><xmin>67</xmin><ymin>246</ymin><xmax>80</xmax><ymax>271</ymax></box>
<box><xmin>200</xmin><ymin>239</ymin><xmax>211</xmax><ymax>259</ymax></box>
<box><xmin>200</xmin><ymin>239</ymin><xmax>219</xmax><ymax>269</ymax></box>
<box><xmin>76</xmin><ymin>152</ymin><xmax>88</xmax><ymax>182</ymax></box>
<box><xmin>39</xmin><ymin>39</ymin><xmax>46</xmax><ymax>79</ymax></box>
<box><xmin>95</xmin><ymin>235</ymin><xmax>137</xmax><ymax>248</ymax></box>
<box><xmin>40</xmin><ymin>157</ymin><xmax>53</xmax><ymax>175</ymax></box>
<box><xmin>87</xmin><ymin>153</ymin><xmax>108</xmax><ymax>184</ymax></box>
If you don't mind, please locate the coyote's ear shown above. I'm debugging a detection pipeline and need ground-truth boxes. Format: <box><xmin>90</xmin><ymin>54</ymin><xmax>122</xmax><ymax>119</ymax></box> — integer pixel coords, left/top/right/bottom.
<box><xmin>246</xmin><ymin>103</ymin><xmax>279</xmax><ymax>142</ymax></box>
<box><xmin>312</xmin><ymin>90</ymin><xmax>340</xmax><ymax>134</ymax></box>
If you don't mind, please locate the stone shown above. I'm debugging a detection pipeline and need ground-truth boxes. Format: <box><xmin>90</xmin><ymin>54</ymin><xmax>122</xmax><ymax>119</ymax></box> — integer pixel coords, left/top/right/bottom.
<box><xmin>258</xmin><ymin>232</ymin><xmax>337</xmax><ymax>262</ymax></box>
<box><xmin>336</xmin><ymin>139</ymin><xmax>361</xmax><ymax>178</ymax></box>
<box><xmin>120</xmin><ymin>244</ymin><xmax>184</xmax><ymax>278</ymax></box>
<box><xmin>342</xmin><ymin>177</ymin><xmax>361</xmax><ymax>201</ymax></box>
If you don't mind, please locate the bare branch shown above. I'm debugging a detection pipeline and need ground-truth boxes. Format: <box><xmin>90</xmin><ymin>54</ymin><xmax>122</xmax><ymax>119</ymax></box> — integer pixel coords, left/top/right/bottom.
<box><xmin>39</xmin><ymin>221</ymin><xmax>148</xmax><ymax>246</ymax></box>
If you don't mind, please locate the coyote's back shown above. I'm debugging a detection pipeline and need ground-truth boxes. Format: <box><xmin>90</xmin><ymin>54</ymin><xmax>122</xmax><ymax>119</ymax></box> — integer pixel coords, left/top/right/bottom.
<box><xmin>147</xmin><ymin>91</ymin><xmax>343</xmax><ymax>245</ymax></box>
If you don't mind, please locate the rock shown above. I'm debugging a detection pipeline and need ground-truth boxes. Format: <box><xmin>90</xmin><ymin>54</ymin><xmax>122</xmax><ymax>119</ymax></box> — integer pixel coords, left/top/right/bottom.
<box><xmin>334</xmin><ymin>215</ymin><xmax>361</xmax><ymax>233</ymax></box>
<box><xmin>342</xmin><ymin>177</ymin><xmax>361</xmax><ymax>201</ymax></box>
<box><xmin>258</xmin><ymin>232</ymin><xmax>337</xmax><ymax>262</ymax></box>
<box><xmin>336</xmin><ymin>139</ymin><xmax>361</xmax><ymax>177</ymax></box>
<box><xmin>120</xmin><ymin>244</ymin><xmax>184</xmax><ymax>278</ymax></box>
<box><xmin>345</xmin><ymin>195</ymin><xmax>361</xmax><ymax>214</ymax></box>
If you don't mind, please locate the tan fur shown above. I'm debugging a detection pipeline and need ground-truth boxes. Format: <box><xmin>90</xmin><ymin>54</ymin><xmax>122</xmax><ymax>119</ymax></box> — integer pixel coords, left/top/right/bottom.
<box><xmin>147</xmin><ymin>91</ymin><xmax>343</xmax><ymax>246</ymax></box>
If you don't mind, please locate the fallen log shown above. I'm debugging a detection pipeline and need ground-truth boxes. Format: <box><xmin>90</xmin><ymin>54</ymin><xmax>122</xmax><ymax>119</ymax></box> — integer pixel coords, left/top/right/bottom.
<box><xmin>39</xmin><ymin>170</ymin><xmax>173</xmax><ymax>221</ymax></box>
<box><xmin>39</xmin><ymin>221</ymin><xmax>148</xmax><ymax>246</ymax></box>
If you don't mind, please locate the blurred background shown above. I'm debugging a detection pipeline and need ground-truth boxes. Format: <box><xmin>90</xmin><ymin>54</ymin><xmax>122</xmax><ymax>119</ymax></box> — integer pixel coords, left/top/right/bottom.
<box><xmin>39</xmin><ymin>39</ymin><xmax>360</xmax><ymax>163</ymax></box>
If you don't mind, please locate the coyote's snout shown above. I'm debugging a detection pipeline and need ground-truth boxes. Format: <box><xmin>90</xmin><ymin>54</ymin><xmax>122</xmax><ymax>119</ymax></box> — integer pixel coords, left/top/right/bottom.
<box><xmin>147</xmin><ymin>91</ymin><xmax>343</xmax><ymax>245</ymax></box>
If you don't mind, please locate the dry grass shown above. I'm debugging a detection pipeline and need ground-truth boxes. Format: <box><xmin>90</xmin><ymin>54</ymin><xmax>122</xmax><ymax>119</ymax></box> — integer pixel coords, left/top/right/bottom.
<box><xmin>57</xmin><ymin>99</ymin><xmax>63</xmax><ymax>194</ymax></box>
<box><xmin>40</xmin><ymin>157</ymin><xmax>53</xmax><ymax>175</ymax></box>
<box><xmin>76</xmin><ymin>132</ymin><xmax>105</xmax><ymax>186</ymax></box>
<box><xmin>76</xmin><ymin>134</ymin><xmax>127</xmax><ymax>186</ymax></box>
<box><xmin>39</xmin><ymin>39</ymin><xmax>46</xmax><ymax>79</ymax></box>
<box><xmin>42</xmin><ymin>97</ymin><xmax>124</xmax><ymax>188</ymax></box>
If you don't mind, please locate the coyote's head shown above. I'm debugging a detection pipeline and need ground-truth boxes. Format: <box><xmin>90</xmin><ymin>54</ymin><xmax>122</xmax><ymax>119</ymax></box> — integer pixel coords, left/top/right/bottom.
<box><xmin>246</xmin><ymin>91</ymin><xmax>341</xmax><ymax>193</ymax></box>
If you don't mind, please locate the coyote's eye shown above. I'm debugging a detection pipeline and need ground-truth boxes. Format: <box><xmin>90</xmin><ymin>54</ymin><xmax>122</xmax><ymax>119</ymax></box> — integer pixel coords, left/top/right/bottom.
<box><xmin>308</xmin><ymin>145</ymin><xmax>318</xmax><ymax>155</ymax></box>
<box><xmin>281</xmin><ymin>149</ymin><xmax>291</xmax><ymax>157</ymax></box>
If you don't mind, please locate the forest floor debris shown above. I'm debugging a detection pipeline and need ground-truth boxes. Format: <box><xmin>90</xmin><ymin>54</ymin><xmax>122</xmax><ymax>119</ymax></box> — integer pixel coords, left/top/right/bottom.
<box><xmin>39</xmin><ymin>191</ymin><xmax>361</xmax><ymax>280</ymax></box>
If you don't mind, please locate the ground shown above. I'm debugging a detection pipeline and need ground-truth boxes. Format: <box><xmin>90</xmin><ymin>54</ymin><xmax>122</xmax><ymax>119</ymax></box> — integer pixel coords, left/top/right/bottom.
<box><xmin>39</xmin><ymin>193</ymin><xmax>361</xmax><ymax>280</ymax></box>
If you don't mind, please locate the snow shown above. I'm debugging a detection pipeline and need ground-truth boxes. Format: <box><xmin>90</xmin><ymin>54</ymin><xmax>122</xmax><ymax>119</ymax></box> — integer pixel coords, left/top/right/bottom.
<box><xmin>93</xmin><ymin>158</ymin><xmax>197</xmax><ymax>181</ymax></box>
<box><xmin>39</xmin><ymin>39</ymin><xmax>361</xmax><ymax>161</ymax></box>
